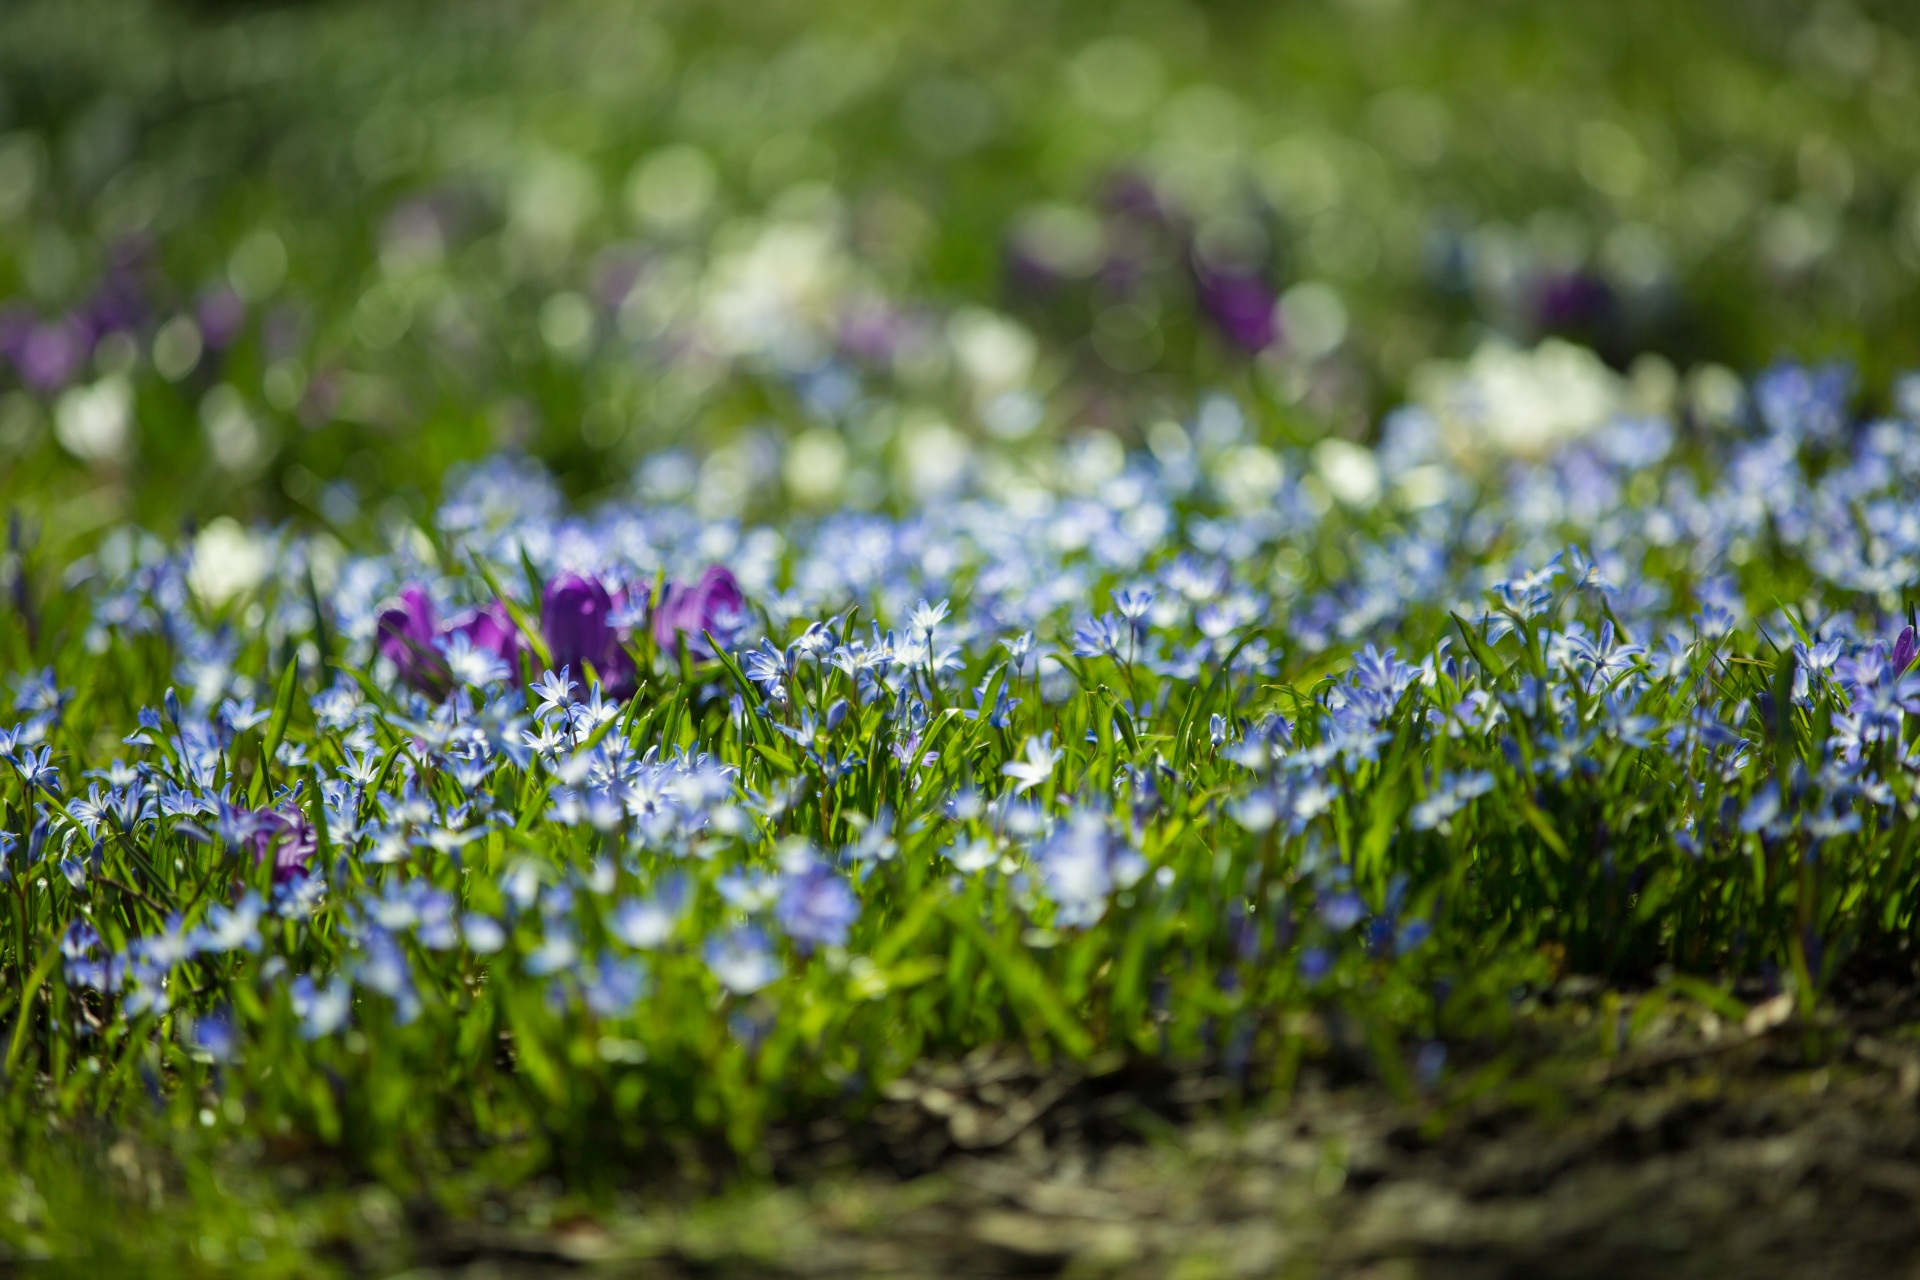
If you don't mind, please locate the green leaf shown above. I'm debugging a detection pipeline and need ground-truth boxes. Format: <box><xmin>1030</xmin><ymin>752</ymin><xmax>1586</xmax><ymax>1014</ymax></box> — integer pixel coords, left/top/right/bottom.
<box><xmin>262</xmin><ymin>654</ymin><xmax>301</xmax><ymax>766</ymax></box>
<box><xmin>5</xmin><ymin>935</ymin><xmax>63</xmax><ymax>1075</ymax></box>
<box><xmin>752</xmin><ymin>743</ymin><xmax>798</xmax><ymax>775</ymax></box>
<box><xmin>1514</xmin><ymin>794</ymin><xmax>1570</xmax><ymax>860</ymax></box>
<box><xmin>470</xmin><ymin>548</ymin><xmax>553</xmax><ymax>671</ymax></box>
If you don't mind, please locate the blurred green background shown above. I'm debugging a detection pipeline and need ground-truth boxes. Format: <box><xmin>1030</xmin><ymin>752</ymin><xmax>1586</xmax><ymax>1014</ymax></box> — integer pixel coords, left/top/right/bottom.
<box><xmin>1</xmin><ymin>0</ymin><xmax>1916</xmax><ymax>540</ymax></box>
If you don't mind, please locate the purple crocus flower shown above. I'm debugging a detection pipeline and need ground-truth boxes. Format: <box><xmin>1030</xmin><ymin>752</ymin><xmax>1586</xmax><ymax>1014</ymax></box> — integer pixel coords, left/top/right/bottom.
<box><xmin>376</xmin><ymin>585</ymin><xmax>449</xmax><ymax>695</ymax></box>
<box><xmin>378</xmin><ymin>586</ymin><xmax>522</xmax><ymax>695</ymax></box>
<box><xmin>652</xmin><ymin>565</ymin><xmax>746</xmax><ymax>660</ymax></box>
<box><xmin>249</xmin><ymin>808</ymin><xmax>317</xmax><ymax>885</ymax></box>
<box><xmin>1531</xmin><ymin>269</ymin><xmax>1617</xmax><ymax>336</ymax></box>
<box><xmin>1895</xmin><ymin>625</ymin><xmax>1917</xmax><ymax>677</ymax></box>
<box><xmin>448</xmin><ymin>600</ymin><xmax>521</xmax><ymax>673</ymax></box>
<box><xmin>1194</xmin><ymin>269</ymin><xmax>1279</xmax><ymax>352</ymax></box>
<box><xmin>541</xmin><ymin>572</ymin><xmax>635</xmax><ymax>697</ymax></box>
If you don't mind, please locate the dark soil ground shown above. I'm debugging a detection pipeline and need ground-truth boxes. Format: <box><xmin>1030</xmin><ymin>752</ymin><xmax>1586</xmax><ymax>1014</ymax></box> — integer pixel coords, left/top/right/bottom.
<box><xmin>325</xmin><ymin>984</ymin><xmax>1920</xmax><ymax>1280</ymax></box>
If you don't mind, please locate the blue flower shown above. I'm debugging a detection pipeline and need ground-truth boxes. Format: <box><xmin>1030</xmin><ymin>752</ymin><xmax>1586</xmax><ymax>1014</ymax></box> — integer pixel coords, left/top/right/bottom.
<box><xmin>14</xmin><ymin>746</ymin><xmax>58</xmax><ymax>792</ymax></box>
<box><xmin>1299</xmin><ymin>947</ymin><xmax>1334</xmax><ymax>982</ymax></box>
<box><xmin>524</xmin><ymin>926</ymin><xmax>580</xmax><ymax>977</ymax></box>
<box><xmin>1029</xmin><ymin>810</ymin><xmax>1144</xmax><ymax>929</ymax></box>
<box><xmin>705</xmin><ymin>926</ymin><xmax>782</xmax><ymax>995</ymax></box>
<box><xmin>291</xmin><ymin>974</ymin><xmax>352</xmax><ymax>1039</ymax></box>
<box><xmin>1317</xmin><ymin>891</ymin><xmax>1365</xmax><ymax>933</ymax></box>
<box><xmin>463</xmin><ymin>914</ymin><xmax>506</xmax><ymax>954</ymax></box>
<box><xmin>775</xmin><ymin>856</ymin><xmax>859</xmax><ymax>951</ymax></box>
<box><xmin>354</xmin><ymin>929</ymin><xmax>420</xmax><ymax>1024</ymax></box>
<box><xmin>611</xmin><ymin>879</ymin><xmax>688</xmax><ymax>949</ymax></box>
<box><xmin>196</xmin><ymin>893</ymin><xmax>266</xmax><ymax>954</ymax></box>
<box><xmin>1410</xmin><ymin>770</ymin><xmax>1494</xmax><ymax>833</ymax></box>
<box><xmin>581</xmin><ymin>952</ymin><xmax>648</xmax><ymax>1018</ymax></box>
<box><xmin>190</xmin><ymin>1008</ymin><xmax>238</xmax><ymax>1064</ymax></box>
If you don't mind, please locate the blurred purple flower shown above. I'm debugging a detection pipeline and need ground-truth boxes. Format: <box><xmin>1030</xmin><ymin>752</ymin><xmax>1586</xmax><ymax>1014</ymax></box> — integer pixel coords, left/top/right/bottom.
<box><xmin>377</xmin><ymin>585</ymin><xmax>520</xmax><ymax>696</ymax></box>
<box><xmin>377</xmin><ymin>585</ymin><xmax>448</xmax><ymax>695</ymax></box>
<box><xmin>1530</xmin><ymin>269</ymin><xmax>1617</xmax><ymax>338</ymax></box>
<box><xmin>541</xmin><ymin>572</ymin><xmax>636</xmax><ymax>697</ymax></box>
<box><xmin>448</xmin><ymin>600</ymin><xmax>521</xmax><ymax>672</ymax></box>
<box><xmin>196</xmin><ymin>286</ymin><xmax>248</xmax><ymax>350</ymax></box>
<box><xmin>652</xmin><ymin>565</ymin><xmax>746</xmax><ymax>660</ymax></box>
<box><xmin>542</xmin><ymin>572</ymin><xmax>613</xmax><ymax>668</ymax></box>
<box><xmin>246</xmin><ymin>807</ymin><xmax>317</xmax><ymax>886</ymax></box>
<box><xmin>1099</xmin><ymin>168</ymin><xmax>1165</xmax><ymax>223</ymax></box>
<box><xmin>1195</xmin><ymin>270</ymin><xmax>1278</xmax><ymax>352</ymax></box>
<box><xmin>838</xmin><ymin>301</ymin><xmax>905</xmax><ymax>364</ymax></box>
<box><xmin>4</xmin><ymin>318</ymin><xmax>87</xmax><ymax>393</ymax></box>
<box><xmin>80</xmin><ymin>263</ymin><xmax>149</xmax><ymax>339</ymax></box>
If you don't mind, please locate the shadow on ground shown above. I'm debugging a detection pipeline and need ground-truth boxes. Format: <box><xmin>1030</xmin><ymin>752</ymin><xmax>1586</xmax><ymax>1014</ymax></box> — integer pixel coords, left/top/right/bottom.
<box><xmin>350</xmin><ymin>993</ymin><xmax>1920</xmax><ymax>1280</ymax></box>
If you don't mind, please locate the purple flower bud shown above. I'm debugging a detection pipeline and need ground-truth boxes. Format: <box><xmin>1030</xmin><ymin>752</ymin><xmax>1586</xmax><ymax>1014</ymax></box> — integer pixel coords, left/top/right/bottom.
<box><xmin>1895</xmin><ymin>625</ymin><xmax>1917</xmax><ymax>677</ymax></box>
<box><xmin>542</xmin><ymin>573</ymin><xmax>635</xmax><ymax>697</ymax></box>
<box><xmin>652</xmin><ymin>565</ymin><xmax>746</xmax><ymax>661</ymax></box>
<box><xmin>541</xmin><ymin>572</ymin><xmax>611</xmax><ymax>668</ymax></box>
<box><xmin>376</xmin><ymin>585</ymin><xmax>448</xmax><ymax>695</ymax></box>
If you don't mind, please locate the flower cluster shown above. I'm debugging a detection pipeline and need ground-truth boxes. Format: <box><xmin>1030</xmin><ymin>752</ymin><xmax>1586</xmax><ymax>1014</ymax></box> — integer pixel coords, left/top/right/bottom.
<box><xmin>4</xmin><ymin>358</ymin><xmax>1920</xmax><ymax>1159</ymax></box>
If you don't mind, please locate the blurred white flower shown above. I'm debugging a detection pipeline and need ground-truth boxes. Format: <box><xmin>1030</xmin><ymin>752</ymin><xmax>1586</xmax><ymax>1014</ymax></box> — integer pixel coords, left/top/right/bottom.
<box><xmin>1410</xmin><ymin>338</ymin><xmax>1624</xmax><ymax>461</ymax></box>
<box><xmin>188</xmin><ymin>518</ymin><xmax>270</xmax><ymax>607</ymax></box>
<box><xmin>54</xmin><ymin>374</ymin><xmax>132</xmax><ymax>463</ymax></box>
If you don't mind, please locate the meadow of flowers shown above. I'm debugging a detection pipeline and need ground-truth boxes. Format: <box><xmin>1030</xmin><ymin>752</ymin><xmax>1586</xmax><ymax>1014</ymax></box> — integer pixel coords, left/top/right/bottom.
<box><xmin>3</xmin><ymin>351</ymin><xmax>1918</xmax><ymax>1203</ymax></box>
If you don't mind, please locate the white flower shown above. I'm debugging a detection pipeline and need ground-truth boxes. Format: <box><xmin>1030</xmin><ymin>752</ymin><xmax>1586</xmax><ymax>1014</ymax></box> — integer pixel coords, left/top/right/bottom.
<box><xmin>1001</xmin><ymin>733</ymin><xmax>1061</xmax><ymax>794</ymax></box>
<box><xmin>947</xmin><ymin>837</ymin><xmax>1000</xmax><ymax>873</ymax></box>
